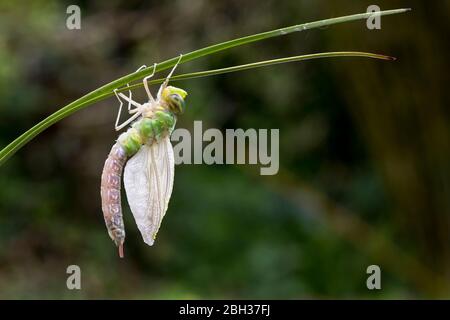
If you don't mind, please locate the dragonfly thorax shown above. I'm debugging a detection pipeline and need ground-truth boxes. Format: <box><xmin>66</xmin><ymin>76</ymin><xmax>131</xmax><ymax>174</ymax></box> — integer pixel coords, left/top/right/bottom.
<box><xmin>139</xmin><ymin>101</ymin><xmax>158</xmax><ymax>118</ymax></box>
<box><xmin>117</xmin><ymin>108</ymin><xmax>176</xmax><ymax>157</ymax></box>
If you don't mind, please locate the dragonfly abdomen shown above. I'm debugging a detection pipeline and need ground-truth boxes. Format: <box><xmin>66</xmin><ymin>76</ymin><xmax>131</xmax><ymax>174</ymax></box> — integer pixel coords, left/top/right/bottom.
<box><xmin>100</xmin><ymin>143</ymin><xmax>127</xmax><ymax>257</ymax></box>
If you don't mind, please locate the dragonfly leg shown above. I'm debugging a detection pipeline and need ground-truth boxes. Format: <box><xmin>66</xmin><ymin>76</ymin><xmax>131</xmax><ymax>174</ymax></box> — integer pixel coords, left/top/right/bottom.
<box><xmin>135</xmin><ymin>65</ymin><xmax>148</xmax><ymax>72</ymax></box>
<box><xmin>114</xmin><ymin>89</ymin><xmax>143</xmax><ymax>131</ymax></box>
<box><xmin>157</xmin><ymin>54</ymin><xmax>183</xmax><ymax>99</ymax></box>
<box><xmin>126</xmin><ymin>65</ymin><xmax>148</xmax><ymax>114</ymax></box>
<box><xmin>115</xmin><ymin>110</ymin><xmax>143</xmax><ymax>131</ymax></box>
<box><xmin>143</xmin><ymin>63</ymin><xmax>157</xmax><ymax>103</ymax></box>
<box><xmin>113</xmin><ymin>64</ymin><xmax>149</xmax><ymax>130</ymax></box>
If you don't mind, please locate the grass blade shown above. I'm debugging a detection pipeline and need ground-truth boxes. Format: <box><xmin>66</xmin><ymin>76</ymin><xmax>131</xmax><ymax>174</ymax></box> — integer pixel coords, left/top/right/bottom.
<box><xmin>122</xmin><ymin>51</ymin><xmax>395</xmax><ymax>92</ymax></box>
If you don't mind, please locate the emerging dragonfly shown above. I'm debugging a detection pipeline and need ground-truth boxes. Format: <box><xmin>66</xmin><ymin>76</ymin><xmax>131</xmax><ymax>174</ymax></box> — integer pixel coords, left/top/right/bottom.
<box><xmin>100</xmin><ymin>55</ymin><xmax>187</xmax><ymax>258</ymax></box>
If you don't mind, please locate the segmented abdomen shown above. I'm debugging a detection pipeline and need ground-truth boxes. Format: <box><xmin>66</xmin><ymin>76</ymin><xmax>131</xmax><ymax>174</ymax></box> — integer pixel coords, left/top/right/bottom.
<box><xmin>100</xmin><ymin>143</ymin><xmax>127</xmax><ymax>257</ymax></box>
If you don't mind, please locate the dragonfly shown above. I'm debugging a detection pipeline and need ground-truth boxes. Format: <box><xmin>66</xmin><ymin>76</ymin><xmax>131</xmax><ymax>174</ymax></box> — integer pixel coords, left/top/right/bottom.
<box><xmin>100</xmin><ymin>55</ymin><xmax>187</xmax><ymax>258</ymax></box>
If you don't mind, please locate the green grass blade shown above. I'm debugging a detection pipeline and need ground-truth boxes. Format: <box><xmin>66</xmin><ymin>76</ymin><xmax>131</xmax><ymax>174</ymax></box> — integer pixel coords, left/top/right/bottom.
<box><xmin>121</xmin><ymin>51</ymin><xmax>395</xmax><ymax>92</ymax></box>
<box><xmin>0</xmin><ymin>9</ymin><xmax>410</xmax><ymax>166</ymax></box>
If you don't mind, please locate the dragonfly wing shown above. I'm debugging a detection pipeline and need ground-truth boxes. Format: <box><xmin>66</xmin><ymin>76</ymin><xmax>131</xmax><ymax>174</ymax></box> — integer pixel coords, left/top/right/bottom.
<box><xmin>123</xmin><ymin>136</ymin><xmax>175</xmax><ymax>246</ymax></box>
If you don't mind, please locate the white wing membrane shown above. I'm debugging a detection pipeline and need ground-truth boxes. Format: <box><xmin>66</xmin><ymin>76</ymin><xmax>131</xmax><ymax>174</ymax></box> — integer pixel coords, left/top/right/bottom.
<box><xmin>123</xmin><ymin>136</ymin><xmax>175</xmax><ymax>246</ymax></box>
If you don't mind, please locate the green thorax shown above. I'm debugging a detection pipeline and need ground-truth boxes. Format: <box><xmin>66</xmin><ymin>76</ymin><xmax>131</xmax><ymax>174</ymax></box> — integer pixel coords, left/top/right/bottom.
<box><xmin>117</xmin><ymin>109</ymin><xmax>176</xmax><ymax>157</ymax></box>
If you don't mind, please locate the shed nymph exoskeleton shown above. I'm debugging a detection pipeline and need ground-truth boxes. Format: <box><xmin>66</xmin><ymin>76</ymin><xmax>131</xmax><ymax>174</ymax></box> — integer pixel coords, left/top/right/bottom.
<box><xmin>100</xmin><ymin>55</ymin><xmax>187</xmax><ymax>258</ymax></box>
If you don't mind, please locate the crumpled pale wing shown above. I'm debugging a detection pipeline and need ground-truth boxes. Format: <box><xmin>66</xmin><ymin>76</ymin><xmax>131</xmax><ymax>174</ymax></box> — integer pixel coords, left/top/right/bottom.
<box><xmin>123</xmin><ymin>136</ymin><xmax>175</xmax><ymax>246</ymax></box>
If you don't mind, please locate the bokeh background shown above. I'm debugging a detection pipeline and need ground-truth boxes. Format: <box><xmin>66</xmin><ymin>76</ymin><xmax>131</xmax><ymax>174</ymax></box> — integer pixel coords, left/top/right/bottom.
<box><xmin>0</xmin><ymin>0</ymin><xmax>449</xmax><ymax>299</ymax></box>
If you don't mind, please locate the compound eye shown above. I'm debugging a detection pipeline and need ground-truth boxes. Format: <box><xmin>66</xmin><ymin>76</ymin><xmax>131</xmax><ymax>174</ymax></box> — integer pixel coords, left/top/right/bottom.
<box><xmin>169</xmin><ymin>94</ymin><xmax>185</xmax><ymax>114</ymax></box>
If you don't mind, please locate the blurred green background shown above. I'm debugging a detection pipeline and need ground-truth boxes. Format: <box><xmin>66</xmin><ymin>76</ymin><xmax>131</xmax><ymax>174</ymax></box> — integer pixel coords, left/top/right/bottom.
<box><xmin>0</xmin><ymin>0</ymin><xmax>449</xmax><ymax>299</ymax></box>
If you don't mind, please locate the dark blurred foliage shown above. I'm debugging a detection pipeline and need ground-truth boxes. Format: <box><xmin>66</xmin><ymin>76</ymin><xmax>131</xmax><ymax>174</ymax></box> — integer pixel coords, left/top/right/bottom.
<box><xmin>0</xmin><ymin>0</ymin><xmax>448</xmax><ymax>298</ymax></box>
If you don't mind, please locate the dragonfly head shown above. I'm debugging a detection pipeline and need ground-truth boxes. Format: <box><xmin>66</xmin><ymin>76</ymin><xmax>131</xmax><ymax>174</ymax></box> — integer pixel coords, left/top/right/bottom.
<box><xmin>162</xmin><ymin>86</ymin><xmax>187</xmax><ymax>114</ymax></box>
